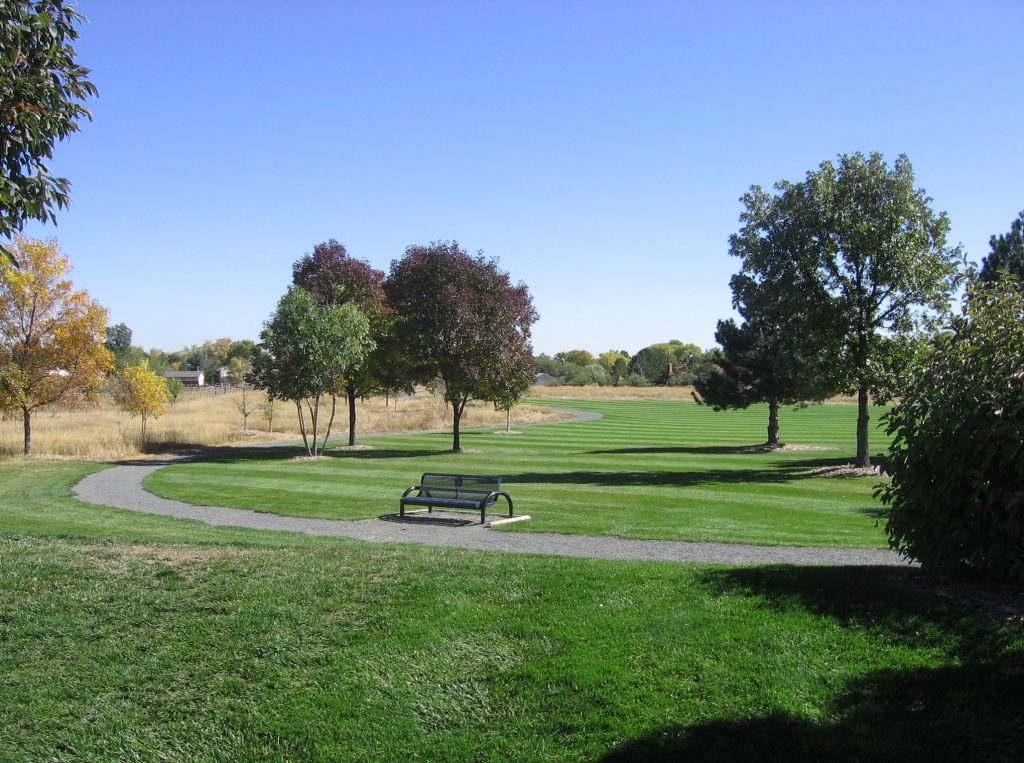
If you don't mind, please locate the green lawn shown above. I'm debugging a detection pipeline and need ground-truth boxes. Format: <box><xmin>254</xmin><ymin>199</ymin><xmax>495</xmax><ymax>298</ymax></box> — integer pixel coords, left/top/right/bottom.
<box><xmin>1</xmin><ymin>460</ymin><xmax>1022</xmax><ymax>761</ymax></box>
<box><xmin>146</xmin><ymin>398</ymin><xmax>892</xmax><ymax>547</ymax></box>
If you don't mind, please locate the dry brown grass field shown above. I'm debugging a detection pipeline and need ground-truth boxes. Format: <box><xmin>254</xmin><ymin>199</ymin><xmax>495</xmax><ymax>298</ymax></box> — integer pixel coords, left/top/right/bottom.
<box><xmin>1</xmin><ymin>384</ymin><xmax>861</xmax><ymax>460</ymax></box>
<box><xmin>0</xmin><ymin>387</ymin><xmax>570</xmax><ymax>460</ymax></box>
<box><xmin>529</xmin><ymin>385</ymin><xmax>861</xmax><ymax>404</ymax></box>
<box><xmin>529</xmin><ymin>384</ymin><xmax>699</xmax><ymax>400</ymax></box>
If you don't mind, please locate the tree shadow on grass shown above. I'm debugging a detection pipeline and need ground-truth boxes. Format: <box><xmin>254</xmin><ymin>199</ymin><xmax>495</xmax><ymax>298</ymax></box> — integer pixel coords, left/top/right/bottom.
<box><xmin>505</xmin><ymin>461</ymin><xmax>863</xmax><ymax>488</ymax></box>
<box><xmin>183</xmin><ymin>446</ymin><xmax>455</xmax><ymax>465</ymax></box>
<box><xmin>600</xmin><ymin>660</ymin><xmax>1024</xmax><ymax>762</ymax></box>
<box><xmin>602</xmin><ymin>565</ymin><xmax>1024</xmax><ymax>762</ymax></box>
<box><xmin>588</xmin><ymin>444</ymin><xmax>838</xmax><ymax>456</ymax></box>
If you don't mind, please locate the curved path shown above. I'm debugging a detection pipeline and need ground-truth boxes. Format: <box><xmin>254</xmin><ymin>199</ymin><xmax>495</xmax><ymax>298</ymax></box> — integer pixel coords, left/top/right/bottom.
<box><xmin>72</xmin><ymin>409</ymin><xmax>909</xmax><ymax>567</ymax></box>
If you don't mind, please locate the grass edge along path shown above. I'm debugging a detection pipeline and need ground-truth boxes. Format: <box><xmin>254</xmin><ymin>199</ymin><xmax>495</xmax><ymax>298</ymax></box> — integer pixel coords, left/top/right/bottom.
<box><xmin>73</xmin><ymin>459</ymin><xmax>905</xmax><ymax>566</ymax></box>
<box><xmin>142</xmin><ymin>397</ymin><xmax>895</xmax><ymax>548</ymax></box>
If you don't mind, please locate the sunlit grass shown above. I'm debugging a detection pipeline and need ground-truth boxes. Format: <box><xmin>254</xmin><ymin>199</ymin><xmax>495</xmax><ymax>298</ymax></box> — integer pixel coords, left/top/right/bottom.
<box><xmin>145</xmin><ymin>398</ymin><xmax>894</xmax><ymax>547</ymax></box>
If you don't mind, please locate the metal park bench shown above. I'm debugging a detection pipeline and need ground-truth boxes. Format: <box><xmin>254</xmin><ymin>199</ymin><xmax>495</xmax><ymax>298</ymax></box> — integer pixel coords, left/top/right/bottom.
<box><xmin>400</xmin><ymin>473</ymin><xmax>513</xmax><ymax>524</ymax></box>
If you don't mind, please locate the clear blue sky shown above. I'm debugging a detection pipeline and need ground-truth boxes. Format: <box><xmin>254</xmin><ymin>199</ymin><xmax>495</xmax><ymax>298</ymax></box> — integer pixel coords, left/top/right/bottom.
<box><xmin>23</xmin><ymin>0</ymin><xmax>1024</xmax><ymax>356</ymax></box>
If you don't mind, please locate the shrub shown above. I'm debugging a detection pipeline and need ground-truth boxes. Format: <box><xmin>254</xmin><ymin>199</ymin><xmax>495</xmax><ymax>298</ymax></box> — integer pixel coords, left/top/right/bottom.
<box><xmin>164</xmin><ymin>377</ymin><xmax>184</xmax><ymax>402</ymax></box>
<box><xmin>880</xmin><ymin>278</ymin><xmax>1024</xmax><ymax>581</ymax></box>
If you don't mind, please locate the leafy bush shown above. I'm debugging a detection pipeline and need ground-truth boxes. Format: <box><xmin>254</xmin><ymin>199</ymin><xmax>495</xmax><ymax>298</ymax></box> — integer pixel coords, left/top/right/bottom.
<box><xmin>164</xmin><ymin>377</ymin><xmax>184</xmax><ymax>402</ymax></box>
<box><xmin>880</xmin><ymin>278</ymin><xmax>1024</xmax><ymax>581</ymax></box>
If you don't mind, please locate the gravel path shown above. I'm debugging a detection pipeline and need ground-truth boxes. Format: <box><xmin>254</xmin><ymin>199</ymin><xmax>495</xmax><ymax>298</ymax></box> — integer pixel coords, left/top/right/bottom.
<box><xmin>71</xmin><ymin>409</ymin><xmax>909</xmax><ymax>567</ymax></box>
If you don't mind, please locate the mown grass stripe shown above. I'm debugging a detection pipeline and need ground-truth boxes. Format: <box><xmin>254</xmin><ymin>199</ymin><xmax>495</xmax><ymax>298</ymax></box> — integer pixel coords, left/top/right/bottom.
<box><xmin>145</xmin><ymin>398</ymin><xmax>892</xmax><ymax>547</ymax></box>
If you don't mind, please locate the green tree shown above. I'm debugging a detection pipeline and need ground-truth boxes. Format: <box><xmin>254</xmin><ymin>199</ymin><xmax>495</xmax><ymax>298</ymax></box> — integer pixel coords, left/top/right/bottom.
<box><xmin>731</xmin><ymin>152</ymin><xmax>963</xmax><ymax>467</ymax></box>
<box><xmin>226</xmin><ymin>339</ymin><xmax>255</xmax><ymax>361</ymax></box>
<box><xmin>611</xmin><ymin>355</ymin><xmax>630</xmax><ymax>386</ymax></box>
<box><xmin>881</xmin><ymin>278</ymin><xmax>1024</xmax><ymax>582</ymax></box>
<box><xmin>597</xmin><ymin>350</ymin><xmax>629</xmax><ymax>375</ymax></box>
<box><xmin>694</xmin><ymin>317</ymin><xmax>831</xmax><ymax>447</ymax></box>
<box><xmin>104</xmin><ymin>322</ymin><xmax>132</xmax><ymax>357</ymax></box>
<box><xmin>1</xmin><ymin>1</ymin><xmax>96</xmax><ymax>266</ymax></box>
<box><xmin>249</xmin><ymin>286</ymin><xmax>372</xmax><ymax>456</ymax></box>
<box><xmin>483</xmin><ymin>347</ymin><xmax>534</xmax><ymax>433</ymax></box>
<box><xmin>630</xmin><ymin>344</ymin><xmax>674</xmax><ymax>385</ymax></box>
<box><xmin>104</xmin><ymin>322</ymin><xmax>145</xmax><ymax>369</ymax></box>
<box><xmin>386</xmin><ymin>241</ymin><xmax>537</xmax><ymax>452</ymax></box>
<box><xmin>978</xmin><ymin>211</ymin><xmax>1024</xmax><ymax>284</ymax></box>
<box><xmin>533</xmin><ymin>354</ymin><xmax>560</xmax><ymax>376</ymax></box>
<box><xmin>292</xmin><ymin>239</ymin><xmax>389</xmax><ymax>445</ymax></box>
<box><xmin>164</xmin><ymin>376</ymin><xmax>184</xmax><ymax>403</ymax></box>
<box><xmin>112</xmin><ymin>361</ymin><xmax>171</xmax><ymax>441</ymax></box>
<box><xmin>147</xmin><ymin>348</ymin><xmax>170</xmax><ymax>376</ymax></box>
<box><xmin>555</xmin><ymin>349</ymin><xmax>594</xmax><ymax>367</ymax></box>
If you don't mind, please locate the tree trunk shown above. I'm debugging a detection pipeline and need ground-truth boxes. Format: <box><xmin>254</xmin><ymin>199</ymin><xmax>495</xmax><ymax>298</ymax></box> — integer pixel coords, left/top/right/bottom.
<box><xmin>296</xmin><ymin>401</ymin><xmax>311</xmax><ymax>455</ymax></box>
<box><xmin>767</xmin><ymin>399</ymin><xmax>780</xmax><ymax>447</ymax></box>
<box><xmin>452</xmin><ymin>399</ymin><xmax>464</xmax><ymax>452</ymax></box>
<box><xmin>141</xmin><ymin>413</ymin><xmax>148</xmax><ymax>442</ymax></box>
<box><xmin>347</xmin><ymin>384</ymin><xmax>357</xmax><ymax>446</ymax></box>
<box><xmin>320</xmin><ymin>395</ymin><xmax>338</xmax><ymax>456</ymax></box>
<box><xmin>856</xmin><ymin>384</ymin><xmax>871</xmax><ymax>468</ymax></box>
<box><xmin>22</xmin><ymin>407</ymin><xmax>31</xmax><ymax>455</ymax></box>
<box><xmin>506</xmin><ymin>408</ymin><xmax>511</xmax><ymax>433</ymax></box>
<box><xmin>308</xmin><ymin>396</ymin><xmax>320</xmax><ymax>455</ymax></box>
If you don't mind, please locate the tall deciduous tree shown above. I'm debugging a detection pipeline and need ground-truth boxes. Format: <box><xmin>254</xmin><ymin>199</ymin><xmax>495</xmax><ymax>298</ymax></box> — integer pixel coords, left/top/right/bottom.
<box><xmin>731</xmin><ymin>153</ymin><xmax>963</xmax><ymax>467</ymax></box>
<box><xmin>112</xmin><ymin>361</ymin><xmax>171</xmax><ymax>440</ymax></box>
<box><xmin>0</xmin><ymin>237</ymin><xmax>112</xmax><ymax>453</ymax></box>
<box><xmin>292</xmin><ymin>239</ymin><xmax>388</xmax><ymax>445</ymax></box>
<box><xmin>104</xmin><ymin>322</ymin><xmax>145</xmax><ymax>369</ymax></box>
<box><xmin>699</xmin><ymin>190</ymin><xmax>840</xmax><ymax>446</ymax></box>
<box><xmin>249</xmin><ymin>286</ymin><xmax>372</xmax><ymax>457</ymax></box>
<box><xmin>386</xmin><ymin>241</ymin><xmax>538</xmax><ymax>452</ymax></box>
<box><xmin>1</xmin><ymin>1</ymin><xmax>96</xmax><ymax>266</ymax></box>
<box><xmin>978</xmin><ymin>211</ymin><xmax>1024</xmax><ymax>285</ymax></box>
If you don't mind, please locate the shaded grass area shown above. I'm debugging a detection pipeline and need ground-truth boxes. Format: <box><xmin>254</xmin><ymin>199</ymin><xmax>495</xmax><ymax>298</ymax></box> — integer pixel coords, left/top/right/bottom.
<box><xmin>1</xmin><ymin>461</ymin><xmax>1021</xmax><ymax>761</ymax></box>
<box><xmin>146</xmin><ymin>399</ymin><xmax>893</xmax><ymax>547</ymax></box>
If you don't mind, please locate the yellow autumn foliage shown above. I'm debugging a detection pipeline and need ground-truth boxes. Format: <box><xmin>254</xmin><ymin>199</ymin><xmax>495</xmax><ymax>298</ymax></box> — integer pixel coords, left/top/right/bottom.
<box><xmin>0</xmin><ymin>237</ymin><xmax>113</xmax><ymax>454</ymax></box>
<box><xmin>112</xmin><ymin>361</ymin><xmax>172</xmax><ymax>439</ymax></box>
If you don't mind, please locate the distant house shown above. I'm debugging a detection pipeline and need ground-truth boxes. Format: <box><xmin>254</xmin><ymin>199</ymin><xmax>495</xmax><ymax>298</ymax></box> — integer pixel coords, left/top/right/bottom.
<box><xmin>164</xmin><ymin>370</ymin><xmax>204</xmax><ymax>386</ymax></box>
<box><xmin>534</xmin><ymin>372</ymin><xmax>556</xmax><ymax>386</ymax></box>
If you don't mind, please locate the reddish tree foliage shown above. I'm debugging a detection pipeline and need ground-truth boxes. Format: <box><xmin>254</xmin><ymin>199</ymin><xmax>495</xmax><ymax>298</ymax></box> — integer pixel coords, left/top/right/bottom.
<box><xmin>292</xmin><ymin>239</ymin><xmax>386</xmax><ymax>312</ymax></box>
<box><xmin>292</xmin><ymin>239</ymin><xmax>388</xmax><ymax>445</ymax></box>
<box><xmin>386</xmin><ymin>241</ymin><xmax>538</xmax><ymax>452</ymax></box>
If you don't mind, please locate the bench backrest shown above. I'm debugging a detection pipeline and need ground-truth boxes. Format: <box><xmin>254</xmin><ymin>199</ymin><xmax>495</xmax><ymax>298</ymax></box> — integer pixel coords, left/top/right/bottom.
<box><xmin>419</xmin><ymin>472</ymin><xmax>502</xmax><ymax>499</ymax></box>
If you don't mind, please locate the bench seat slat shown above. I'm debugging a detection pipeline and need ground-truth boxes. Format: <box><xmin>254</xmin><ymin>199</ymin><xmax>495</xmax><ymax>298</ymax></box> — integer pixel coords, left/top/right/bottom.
<box><xmin>401</xmin><ymin>496</ymin><xmax>492</xmax><ymax>510</ymax></box>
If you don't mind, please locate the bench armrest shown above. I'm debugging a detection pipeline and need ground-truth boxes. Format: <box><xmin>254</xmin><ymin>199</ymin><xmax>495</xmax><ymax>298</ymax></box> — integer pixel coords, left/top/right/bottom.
<box><xmin>402</xmin><ymin>486</ymin><xmax>422</xmax><ymax>498</ymax></box>
<box><xmin>488</xmin><ymin>491</ymin><xmax>514</xmax><ymax>516</ymax></box>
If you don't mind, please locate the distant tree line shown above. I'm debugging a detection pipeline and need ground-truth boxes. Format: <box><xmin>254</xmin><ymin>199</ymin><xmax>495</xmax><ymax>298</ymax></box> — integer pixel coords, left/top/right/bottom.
<box><xmin>534</xmin><ymin>342</ymin><xmax>712</xmax><ymax>388</ymax></box>
<box><xmin>103</xmin><ymin>328</ymin><xmax>256</xmax><ymax>380</ymax></box>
